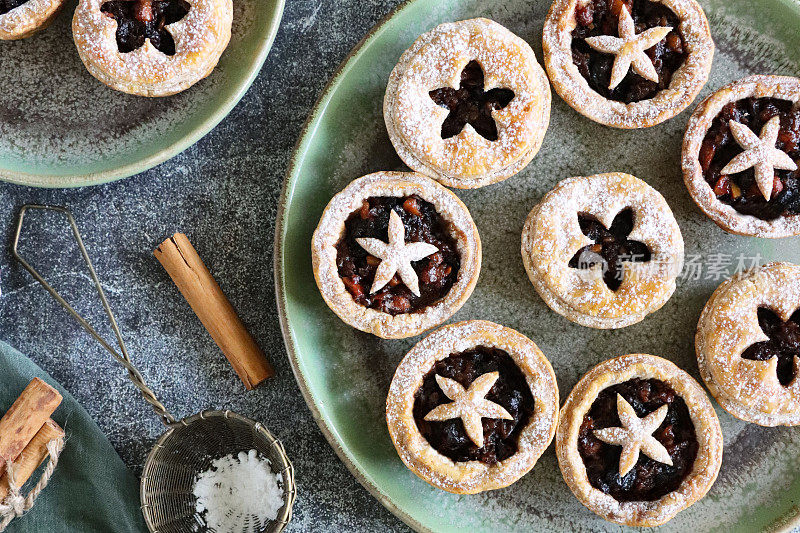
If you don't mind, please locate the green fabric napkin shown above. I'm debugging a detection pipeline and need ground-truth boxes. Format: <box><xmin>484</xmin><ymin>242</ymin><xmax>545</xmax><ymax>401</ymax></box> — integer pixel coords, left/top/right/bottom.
<box><xmin>0</xmin><ymin>340</ymin><xmax>147</xmax><ymax>533</ymax></box>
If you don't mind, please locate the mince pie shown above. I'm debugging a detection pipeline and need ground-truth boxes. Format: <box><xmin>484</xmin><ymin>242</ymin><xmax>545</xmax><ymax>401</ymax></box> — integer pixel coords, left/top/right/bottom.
<box><xmin>311</xmin><ymin>172</ymin><xmax>481</xmax><ymax>339</ymax></box>
<box><xmin>557</xmin><ymin>354</ymin><xmax>723</xmax><ymax>526</ymax></box>
<box><xmin>72</xmin><ymin>0</ymin><xmax>233</xmax><ymax>96</ymax></box>
<box><xmin>386</xmin><ymin>320</ymin><xmax>559</xmax><ymax>493</ymax></box>
<box><xmin>542</xmin><ymin>0</ymin><xmax>714</xmax><ymax>128</ymax></box>
<box><xmin>521</xmin><ymin>172</ymin><xmax>683</xmax><ymax>329</ymax></box>
<box><xmin>683</xmin><ymin>75</ymin><xmax>800</xmax><ymax>237</ymax></box>
<box><xmin>696</xmin><ymin>262</ymin><xmax>800</xmax><ymax>426</ymax></box>
<box><xmin>384</xmin><ymin>18</ymin><xmax>551</xmax><ymax>189</ymax></box>
<box><xmin>0</xmin><ymin>0</ymin><xmax>65</xmax><ymax>40</ymax></box>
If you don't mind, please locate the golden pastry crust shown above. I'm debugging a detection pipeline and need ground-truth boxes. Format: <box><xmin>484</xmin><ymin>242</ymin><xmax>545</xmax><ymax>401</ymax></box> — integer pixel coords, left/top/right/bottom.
<box><xmin>311</xmin><ymin>172</ymin><xmax>481</xmax><ymax>339</ymax></box>
<box><xmin>521</xmin><ymin>172</ymin><xmax>684</xmax><ymax>329</ymax></box>
<box><xmin>384</xmin><ymin>18</ymin><xmax>551</xmax><ymax>189</ymax></box>
<box><xmin>682</xmin><ymin>75</ymin><xmax>800</xmax><ymax>237</ymax></box>
<box><xmin>696</xmin><ymin>262</ymin><xmax>800</xmax><ymax>426</ymax></box>
<box><xmin>556</xmin><ymin>354</ymin><xmax>723</xmax><ymax>527</ymax></box>
<box><xmin>72</xmin><ymin>0</ymin><xmax>233</xmax><ymax>97</ymax></box>
<box><xmin>386</xmin><ymin>320</ymin><xmax>559</xmax><ymax>494</ymax></box>
<box><xmin>542</xmin><ymin>0</ymin><xmax>714</xmax><ymax>129</ymax></box>
<box><xmin>0</xmin><ymin>0</ymin><xmax>65</xmax><ymax>40</ymax></box>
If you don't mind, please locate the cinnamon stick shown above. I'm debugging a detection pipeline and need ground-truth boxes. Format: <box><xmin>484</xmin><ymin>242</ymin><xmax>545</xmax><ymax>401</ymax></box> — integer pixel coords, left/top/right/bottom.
<box><xmin>0</xmin><ymin>419</ymin><xmax>64</xmax><ymax>500</ymax></box>
<box><xmin>0</xmin><ymin>378</ymin><xmax>62</xmax><ymax>477</ymax></box>
<box><xmin>154</xmin><ymin>233</ymin><xmax>274</xmax><ymax>389</ymax></box>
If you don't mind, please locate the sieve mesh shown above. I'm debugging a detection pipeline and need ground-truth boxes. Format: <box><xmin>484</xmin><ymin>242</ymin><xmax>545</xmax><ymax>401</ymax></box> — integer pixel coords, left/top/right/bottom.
<box><xmin>141</xmin><ymin>410</ymin><xmax>296</xmax><ymax>533</ymax></box>
<box><xmin>12</xmin><ymin>206</ymin><xmax>296</xmax><ymax>533</ymax></box>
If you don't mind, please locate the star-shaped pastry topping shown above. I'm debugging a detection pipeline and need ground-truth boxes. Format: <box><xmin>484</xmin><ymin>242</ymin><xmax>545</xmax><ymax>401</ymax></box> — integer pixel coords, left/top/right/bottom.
<box><xmin>584</xmin><ymin>6</ymin><xmax>672</xmax><ymax>90</ymax></box>
<box><xmin>424</xmin><ymin>372</ymin><xmax>513</xmax><ymax>448</ymax></box>
<box><xmin>356</xmin><ymin>210</ymin><xmax>438</xmax><ymax>297</ymax></box>
<box><xmin>721</xmin><ymin>117</ymin><xmax>798</xmax><ymax>201</ymax></box>
<box><xmin>593</xmin><ymin>394</ymin><xmax>673</xmax><ymax>477</ymax></box>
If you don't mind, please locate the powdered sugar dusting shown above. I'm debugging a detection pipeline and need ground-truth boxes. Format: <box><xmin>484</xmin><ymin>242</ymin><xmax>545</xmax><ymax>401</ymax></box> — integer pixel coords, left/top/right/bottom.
<box><xmin>521</xmin><ymin>172</ymin><xmax>684</xmax><ymax>329</ymax></box>
<box><xmin>696</xmin><ymin>262</ymin><xmax>800</xmax><ymax>426</ymax></box>
<box><xmin>311</xmin><ymin>172</ymin><xmax>481</xmax><ymax>339</ymax></box>
<box><xmin>542</xmin><ymin>0</ymin><xmax>715</xmax><ymax>128</ymax></box>
<box><xmin>556</xmin><ymin>354</ymin><xmax>724</xmax><ymax>526</ymax></box>
<box><xmin>386</xmin><ymin>320</ymin><xmax>559</xmax><ymax>494</ymax></box>
<box><xmin>0</xmin><ymin>0</ymin><xmax>256</xmax><ymax>173</ymax></box>
<box><xmin>682</xmin><ymin>75</ymin><xmax>800</xmax><ymax>237</ymax></box>
<box><xmin>72</xmin><ymin>0</ymin><xmax>232</xmax><ymax>96</ymax></box>
<box><xmin>292</xmin><ymin>0</ymin><xmax>800</xmax><ymax>529</ymax></box>
<box><xmin>193</xmin><ymin>449</ymin><xmax>285</xmax><ymax>533</ymax></box>
<box><xmin>0</xmin><ymin>0</ymin><xmax>63</xmax><ymax>39</ymax></box>
<box><xmin>384</xmin><ymin>18</ymin><xmax>551</xmax><ymax>188</ymax></box>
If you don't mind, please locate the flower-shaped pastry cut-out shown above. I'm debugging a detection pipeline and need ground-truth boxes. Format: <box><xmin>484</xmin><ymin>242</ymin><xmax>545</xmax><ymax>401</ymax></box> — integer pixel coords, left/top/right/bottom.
<box><xmin>721</xmin><ymin>117</ymin><xmax>799</xmax><ymax>201</ymax></box>
<box><xmin>100</xmin><ymin>0</ymin><xmax>190</xmax><ymax>55</ymax></box>
<box><xmin>429</xmin><ymin>60</ymin><xmax>516</xmax><ymax>141</ymax></box>
<box><xmin>594</xmin><ymin>393</ymin><xmax>673</xmax><ymax>477</ymax></box>
<box><xmin>356</xmin><ymin>210</ymin><xmax>439</xmax><ymax>297</ymax></box>
<box><xmin>584</xmin><ymin>6</ymin><xmax>673</xmax><ymax>90</ymax></box>
<box><xmin>568</xmin><ymin>208</ymin><xmax>651</xmax><ymax>291</ymax></box>
<box><xmin>741</xmin><ymin>307</ymin><xmax>800</xmax><ymax>387</ymax></box>
<box><xmin>424</xmin><ymin>371</ymin><xmax>513</xmax><ymax>448</ymax></box>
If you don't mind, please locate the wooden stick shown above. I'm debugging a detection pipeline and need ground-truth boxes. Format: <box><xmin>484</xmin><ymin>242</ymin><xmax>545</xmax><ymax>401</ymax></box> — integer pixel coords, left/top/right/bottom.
<box><xmin>0</xmin><ymin>419</ymin><xmax>64</xmax><ymax>500</ymax></box>
<box><xmin>154</xmin><ymin>233</ymin><xmax>274</xmax><ymax>390</ymax></box>
<box><xmin>0</xmin><ymin>378</ymin><xmax>62</xmax><ymax>477</ymax></box>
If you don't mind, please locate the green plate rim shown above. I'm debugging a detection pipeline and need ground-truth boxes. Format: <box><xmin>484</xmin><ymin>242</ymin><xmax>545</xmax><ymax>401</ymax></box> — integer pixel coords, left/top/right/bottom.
<box><xmin>0</xmin><ymin>0</ymin><xmax>285</xmax><ymax>189</ymax></box>
<box><xmin>274</xmin><ymin>0</ymin><xmax>800</xmax><ymax>531</ymax></box>
<box><xmin>274</xmin><ymin>2</ymin><xmax>428</xmax><ymax>531</ymax></box>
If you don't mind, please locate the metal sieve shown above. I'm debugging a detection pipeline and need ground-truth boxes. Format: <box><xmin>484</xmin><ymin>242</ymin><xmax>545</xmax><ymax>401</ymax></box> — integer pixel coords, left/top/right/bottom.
<box><xmin>12</xmin><ymin>205</ymin><xmax>296</xmax><ymax>533</ymax></box>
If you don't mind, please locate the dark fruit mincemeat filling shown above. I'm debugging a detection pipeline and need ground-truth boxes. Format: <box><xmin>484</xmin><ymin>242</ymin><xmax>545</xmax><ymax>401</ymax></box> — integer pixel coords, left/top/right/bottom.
<box><xmin>578</xmin><ymin>378</ymin><xmax>698</xmax><ymax>501</ymax></box>
<box><xmin>699</xmin><ymin>97</ymin><xmax>800</xmax><ymax>220</ymax></box>
<box><xmin>101</xmin><ymin>0</ymin><xmax>190</xmax><ymax>55</ymax></box>
<box><xmin>336</xmin><ymin>195</ymin><xmax>460</xmax><ymax>316</ymax></box>
<box><xmin>741</xmin><ymin>307</ymin><xmax>800</xmax><ymax>387</ymax></box>
<box><xmin>413</xmin><ymin>346</ymin><xmax>535</xmax><ymax>464</ymax></box>
<box><xmin>429</xmin><ymin>60</ymin><xmax>515</xmax><ymax>141</ymax></box>
<box><xmin>568</xmin><ymin>208</ymin><xmax>652</xmax><ymax>291</ymax></box>
<box><xmin>571</xmin><ymin>0</ymin><xmax>688</xmax><ymax>103</ymax></box>
<box><xmin>0</xmin><ymin>0</ymin><xmax>29</xmax><ymax>15</ymax></box>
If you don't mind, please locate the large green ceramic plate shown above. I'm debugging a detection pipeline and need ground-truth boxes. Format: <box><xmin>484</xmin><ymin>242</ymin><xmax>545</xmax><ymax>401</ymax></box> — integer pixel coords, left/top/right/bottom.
<box><xmin>276</xmin><ymin>1</ymin><xmax>800</xmax><ymax>531</ymax></box>
<box><xmin>0</xmin><ymin>0</ymin><xmax>283</xmax><ymax>188</ymax></box>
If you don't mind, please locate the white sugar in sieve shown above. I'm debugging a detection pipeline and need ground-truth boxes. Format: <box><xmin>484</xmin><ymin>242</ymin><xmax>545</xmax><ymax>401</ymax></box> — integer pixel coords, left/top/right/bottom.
<box><xmin>12</xmin><ymin>205</ymin><xmax>296</xmax><ymax>533</ymax></box>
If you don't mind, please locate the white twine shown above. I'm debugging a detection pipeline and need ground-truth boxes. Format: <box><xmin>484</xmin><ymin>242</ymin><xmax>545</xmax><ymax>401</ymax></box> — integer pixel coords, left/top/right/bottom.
<box><xmin>0</xmin><ymin>438</ymin><xmax>65</xmax><ymax>531</ymax></box>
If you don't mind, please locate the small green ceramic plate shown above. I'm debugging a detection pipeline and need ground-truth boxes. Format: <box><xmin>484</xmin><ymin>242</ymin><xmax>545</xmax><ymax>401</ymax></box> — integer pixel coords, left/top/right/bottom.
<box><xmin>0</xmin><ymin>0</ymin><xmax>284</xmax><ymax>188</ymax></box>
<box><xmin>276</xmin><ymin>0</ymin><xmax>800</xmax><ymax>531</ymax></box>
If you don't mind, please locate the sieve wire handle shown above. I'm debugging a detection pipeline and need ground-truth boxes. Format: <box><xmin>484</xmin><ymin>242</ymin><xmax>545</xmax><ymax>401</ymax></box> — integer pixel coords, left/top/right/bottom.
<box><xmin>12</xmin><ymin>205</ymin><xmax>176</xmax><ymax>427</ymax></box>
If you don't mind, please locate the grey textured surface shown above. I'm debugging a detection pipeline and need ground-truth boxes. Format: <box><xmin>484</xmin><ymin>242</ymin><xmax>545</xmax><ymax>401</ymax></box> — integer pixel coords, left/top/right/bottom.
<box><xmin>0</xmin><ymin>0</ymin><xmax>409</xmax><ymax>531</ymax></box>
